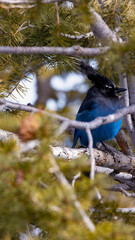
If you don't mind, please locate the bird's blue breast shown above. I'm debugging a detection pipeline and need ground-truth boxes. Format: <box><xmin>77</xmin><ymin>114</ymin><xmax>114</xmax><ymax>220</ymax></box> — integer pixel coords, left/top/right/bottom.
<box><xmin>73</xmin><ymin>97</ymin><xmax>123</xmax><ymax>148</ymax></box>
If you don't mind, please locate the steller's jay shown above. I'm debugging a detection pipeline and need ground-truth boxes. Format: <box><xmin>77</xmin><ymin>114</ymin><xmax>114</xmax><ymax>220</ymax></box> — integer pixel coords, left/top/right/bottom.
<box><xmin>72</xmin><ymin>60</ymin><xmax>126</xmax><ymax>148</ymax></box>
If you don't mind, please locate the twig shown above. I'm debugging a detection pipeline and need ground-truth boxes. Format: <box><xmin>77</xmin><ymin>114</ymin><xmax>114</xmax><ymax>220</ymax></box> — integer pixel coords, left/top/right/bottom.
<box><xmin>113</xmin><ymin>186</ymin><xmax>135</xmax><ymax>198</ymax></box>
<box><xmin>0</xmin><ymin>103</ymin><xmax>7</xmax><ymax>111</ymax></box>
<box><xmin>129</xmin><ymin>74</ymin><xmax>135</xmax><ymax>124</ymax></box>
<box><xmin>61</xmin><ymin>32</ymin><xmax>93</xmax><ymax>40</ymax></box>
<box><xmin>116</xmin><ymin>130</ymin><xmax>134</xmax><ymax>156</ymax></box>
<box><xmin>55</xmin><ymin>2</ymin><xmax>60</xmax><ymax>26</ymax></box>
<box><xmin>56</xmin><ymin>120</ymin><xmax>70</xmax><ymax>135</ymax></box>
<box><xmin>97</xmin><ymin>0</ymin><xmax>104</xmax><ymax>9</ymax></box>
<box><xmin>86</xmin><ymin>128</ymin><xmax>95</xmax><ymax>180</ymax></box>
<box><xmin>119</xmin><ymin>74</ymin><xmax>135</xmax><ymax>148</ymax></box>
<box><xmin>72</xmin><ymin>172</ymin><xmax>81</xmax><ymax>187</ymax></box>
<box><xmin>117</xmin><ymin>208</ymin><xmax>135</xmax><ymax>213</ymax></box>
<box><xmin>14</xmin><ymin>21</ymin><xmax>36</xmax><ymax>35</ymax></box>
<box><xmin>49</xmin><ymin>155</ymin><xmax>95</xmax><ymax>232</ymax></box>
<box><xmin>7</xmin><ymin>55</ymin><xmax>33</xmax><ymax>97</ymax></box>
<box><xmin>0</xmin><ymin>45</ymin><xmax>110</xmax><ymax>56</ymax></box>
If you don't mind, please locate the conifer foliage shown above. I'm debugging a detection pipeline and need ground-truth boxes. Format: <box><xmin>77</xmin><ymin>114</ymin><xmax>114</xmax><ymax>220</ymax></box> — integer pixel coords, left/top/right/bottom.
<box><xmin>0</xmin><ymin>0</ymin><xmax>135</xmax><ymax>239</ymax></box>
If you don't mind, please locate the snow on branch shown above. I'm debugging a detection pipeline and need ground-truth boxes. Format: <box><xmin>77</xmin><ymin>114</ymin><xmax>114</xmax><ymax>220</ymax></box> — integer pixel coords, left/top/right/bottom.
<box><xmin>50</xmin><ymin>146</ymin><xmax>135</xmax><ymax>174</ymax></box>
<box><xmin>61</xmin><ymin>32</ymin><xmax>94</xmax><ymax>40</ymax></box>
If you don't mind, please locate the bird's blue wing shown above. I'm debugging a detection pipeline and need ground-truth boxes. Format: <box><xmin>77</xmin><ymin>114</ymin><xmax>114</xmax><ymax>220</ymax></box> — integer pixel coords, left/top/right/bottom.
<box><xmin>72</xmin><ymin>102</ymin><xmax>123</xmax><ymax>148</ymax></box>
<box><xmin>72</xmin><ymin>109</ymin><xmax>97</xmax><ymax>147</ymax></box>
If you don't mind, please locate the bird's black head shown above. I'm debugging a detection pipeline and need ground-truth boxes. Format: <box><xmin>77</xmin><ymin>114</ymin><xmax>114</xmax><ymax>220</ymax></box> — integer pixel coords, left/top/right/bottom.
<box><xmin>74</xmin><ymin>59</ymin><xmax>126</xmax><ymax>96</ymax></box>
<box><xmin>96</xmin><ymin>77</ymin><xmax>126</xmax><ymax>96</ymax></box>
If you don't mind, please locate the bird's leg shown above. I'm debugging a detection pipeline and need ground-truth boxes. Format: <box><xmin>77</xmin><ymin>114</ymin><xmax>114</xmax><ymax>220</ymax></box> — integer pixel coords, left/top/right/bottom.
<box><xmin>101</xmin><ymin>142</ymin><xmax>115</xmax><ymax>156</ymax></box>
<box><xmin>79</xmin><ymin>145</ymin><xmax>87</xmax><ymax>148</ymax></box>
<box><xmin>101</xmin><ymin>142</ymin><xmax>120</xmax><ymax>175</ymax></box>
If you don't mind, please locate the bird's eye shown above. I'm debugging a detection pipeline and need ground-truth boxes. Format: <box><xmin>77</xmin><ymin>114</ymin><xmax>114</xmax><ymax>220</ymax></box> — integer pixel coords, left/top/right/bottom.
<box><xmin>105</xmin><ymin>85</ymin><xmax>112</xmax><ymax>89</ymax></box>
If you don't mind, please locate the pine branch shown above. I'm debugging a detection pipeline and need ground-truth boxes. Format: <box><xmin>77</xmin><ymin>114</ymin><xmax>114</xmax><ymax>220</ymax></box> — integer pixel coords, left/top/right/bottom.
<box><xmin>0</xmin><ymin>46</ymin><xmax>109</xmax><ymax>56</ymax></box>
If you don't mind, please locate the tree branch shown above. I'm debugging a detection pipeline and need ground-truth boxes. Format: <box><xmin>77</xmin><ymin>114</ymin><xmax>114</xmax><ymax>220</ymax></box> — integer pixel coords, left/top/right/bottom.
<box><xmin>90</xmin><ymin>8</ymin><xmax>118</xmax><ymax>45</ymax></box>
<box><xmin>86</xmin><ymin>128</ymin><xmax>95</xmax><ymax>180</ymax></box>
<box><xmin>1</xmin><ymin>99</ymin><xmax>135</xmax><ymax>133</ymax></box>
<box><xmin>61</xmin><ymin>32</ymin><xmax>94</xmax><ymax>40</ymax></box>
<box><xmin>0</xmin><ymin>45</ymin><xmax>109</xmax><ymax>56</ymax></box>
<box><xmin>50</xmin><ymin>146</ymin><xmax>135</xmax><ymax>174</ymax></box>
<box><xmin>0</xmin><ymin>0</ymin><xmax>69</xmax><ymax>5</ymax></box>
<box><xmin>116</xmin><ymin>130</ymin><xmax>134</xmax><ymax>156</ymax></box>
<box><xmin>114</xmin><ymin>187</ymin><xmax>135</xmax><ymax>198</ymax></box>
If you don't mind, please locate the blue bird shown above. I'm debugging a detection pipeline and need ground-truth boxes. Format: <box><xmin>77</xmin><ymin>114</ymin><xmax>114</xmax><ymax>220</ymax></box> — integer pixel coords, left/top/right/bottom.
<box><xmin>72</xmin><ymin>60</ymin><xmax>126</xmax><ymax>148</ymax></box>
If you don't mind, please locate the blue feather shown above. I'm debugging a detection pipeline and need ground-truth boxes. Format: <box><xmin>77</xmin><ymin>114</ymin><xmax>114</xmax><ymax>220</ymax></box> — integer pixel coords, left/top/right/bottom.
<box><xmin>72</xmin><ymin>60</ymin><xmax>126</xmax><ymax>148</ymax></box>
<box><xmin>72</xmin><ymin>86</ymin><xmax>123</xmax><ymax>148</ymax></box>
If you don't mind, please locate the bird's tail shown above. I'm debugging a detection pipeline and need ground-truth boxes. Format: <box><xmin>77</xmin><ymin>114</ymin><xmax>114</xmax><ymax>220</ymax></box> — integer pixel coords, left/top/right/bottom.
<box><xmin>72</xmin><ymin>129</ymin><xmax>79</xmax><ymax>148</ymax></box>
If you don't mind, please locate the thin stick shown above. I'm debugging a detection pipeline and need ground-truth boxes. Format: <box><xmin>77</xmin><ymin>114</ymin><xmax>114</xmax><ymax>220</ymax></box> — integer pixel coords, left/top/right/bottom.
<box><xmin>86</xmin><ymin>128</ymin><xmax>95</xmax><ymax>180</ymax></box>
<box><xmin>49</xmin><ymin>155</ymin><xmax>95</xmax><ymax>232</ymax></box>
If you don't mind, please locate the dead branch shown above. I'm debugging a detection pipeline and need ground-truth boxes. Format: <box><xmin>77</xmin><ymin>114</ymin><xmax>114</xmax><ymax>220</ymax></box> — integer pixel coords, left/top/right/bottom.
<box><xmin>61</xmin><ymin>32</ymin><xmax>94</xmax><ymax>40</ymax></box>
<box><xmin>1</xmin><ymin>99</ymin><xmax>135</xmax><ymax>133</ymax></box>
<box><xmin>50</xmin><ymin>146</ymin><xmax>135</xmax><ymax>175</ymax></box>
<box><xmin>0</xmin><ymin>45</ymin><xmax>109</xmax><ymax>56</ymax></box>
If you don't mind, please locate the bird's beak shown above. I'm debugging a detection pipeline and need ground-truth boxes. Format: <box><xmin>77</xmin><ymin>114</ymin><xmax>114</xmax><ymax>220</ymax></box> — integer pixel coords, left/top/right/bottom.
<box><xmin>115</xmin><ymin>87</ymin><xmax>127</xmax><ymax>93</ymax></box>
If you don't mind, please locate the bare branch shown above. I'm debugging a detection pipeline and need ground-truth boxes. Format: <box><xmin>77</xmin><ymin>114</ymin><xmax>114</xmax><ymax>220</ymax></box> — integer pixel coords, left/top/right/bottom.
<box><xmin>129</xmin><ymin>74</ymin><xmax>135</xmax><ymax>124</ymax></box>
<box><xmin>89</xmin><ymin>9</ymin><xmax>135</xmax><ymax>148</ymax></box>
<box><xmin>0</xmin><ymin>0</ymin><xmax>68</xmax><ymax>3</ymax></box>
<box><xmin>90</xmin><ymin>8</ymin><xmax>118</xmax><ymax>45</ymax></box>
<box><xmin>72</xmin><ymin>172</ymin><xmax>81</xmax><ymax>187</ymax></box>
<box><xmin>50</xmin><ymin>146</ymin><xmax>135</xmax><ymax>174</ymax></box>
<box><xmin>61</xmin><ymin>32</ymin><xmax>94</xmax><ymax>40</ymax></box>
<box><xmin>116</xmin><ymin>130</ymin><xmax>134</xmax><ymax>156</ymax></box>
<box><xmin>86</xmin><ymin>128</ymin><xmax>95</xmax><ymax>180</ymax></box>
<box><xmin>49</xmin><ymin>155</ymin><xmax>95</xmax><ymax>232</ymax></box>
<box><xmin>1</xmin><ymin>99</ymin><xmax>135</xmax><ymax>134</ymax></box>
<box><xmin>114</xmin><ymin>186</ymin><xmax>135</xmax><ymax>198</ymax></box>
<box><xmin>97</xmin><ymin>0</ymin><xmax>104</xmax><ymax>9</ymax></box>
<box><xmin>119</xmin><ymin>74</ymin><xmax>135</xmax><ymax>147</ymax></box>
<box><xmin>0</xmin><ymin>45</ymin><xmax>109</xmax><ymax>56</ymax></box>
<box><xmin>55</xmin><ymin>2</ymin><xmax>60</xmax><ymax>26</ymax></box>
<box><xmin>117</xmin><ymin>208</ymin><xmax>135</xmax><ymax>213</ymax></box>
